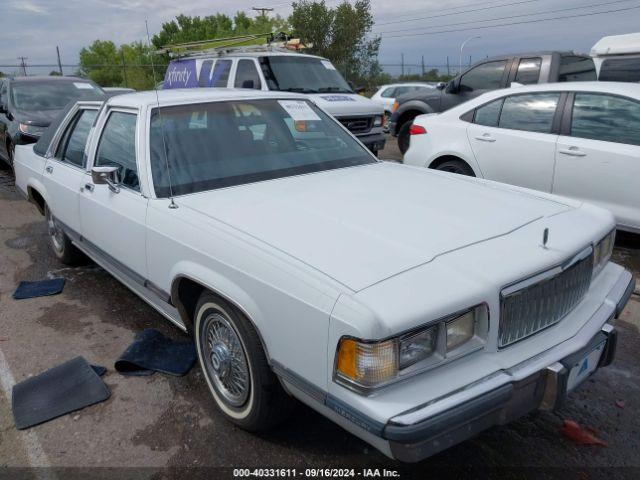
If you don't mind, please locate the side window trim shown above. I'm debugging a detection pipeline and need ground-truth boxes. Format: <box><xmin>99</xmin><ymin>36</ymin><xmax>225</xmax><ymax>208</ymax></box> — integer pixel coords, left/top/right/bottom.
<box><xmin>91</xmin><ymin>107</ymin><xmax>141</xmax><ymax>193</ymax></box>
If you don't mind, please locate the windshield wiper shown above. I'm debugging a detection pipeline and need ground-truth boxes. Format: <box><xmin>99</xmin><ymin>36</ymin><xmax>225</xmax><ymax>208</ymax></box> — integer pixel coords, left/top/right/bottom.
<box><xmin>282</xmin><ymin>87</ymin><xmax>319</xmax><ymax>93</ymax></box>
<box><xmin>317</xmin><ymin>87</ymin><xmax>354</xmax><ymax>94</ymax></box>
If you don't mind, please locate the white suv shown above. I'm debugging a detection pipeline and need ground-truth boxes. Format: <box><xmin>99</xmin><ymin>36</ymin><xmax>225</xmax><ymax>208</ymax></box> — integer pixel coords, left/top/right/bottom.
<box><xmin>163</xmin><ymin>49</ymin><xmax>386</xmax><ymax>155</ymax></box>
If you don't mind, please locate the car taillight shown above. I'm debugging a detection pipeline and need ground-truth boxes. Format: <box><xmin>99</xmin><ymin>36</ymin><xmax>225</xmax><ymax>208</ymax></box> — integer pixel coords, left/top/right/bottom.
<box><xmin>409</xmin><ymin>125</ymin><xmax>427</xmax><ymax>135</ymax></box>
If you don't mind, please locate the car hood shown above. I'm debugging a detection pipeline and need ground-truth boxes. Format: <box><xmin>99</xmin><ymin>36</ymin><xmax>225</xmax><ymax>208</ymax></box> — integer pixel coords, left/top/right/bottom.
<box><xmin>308</xmin><ymin>93</ymin><xmax>383</xmax><ymax>116</ymax></box>
<box><xmin>14</xmin><ymin>108</ymin><xmax>61</xmax><ymax>127</ymax></box>
<box><xmin>178</xmin><ymin>163</ymin><xmax>574</xmax><ymax>292</ymax></box>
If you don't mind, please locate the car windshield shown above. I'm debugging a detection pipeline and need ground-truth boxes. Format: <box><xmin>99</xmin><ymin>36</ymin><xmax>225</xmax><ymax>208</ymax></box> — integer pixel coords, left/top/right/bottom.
<box><xmin>260</xmin><ymin>56</ymin><xmax>353</xmax><ymax>93</ymax></box>
<box><xmin>149</xmin><ymin>99</ymin><xmax>375</xmax><ymax>197</ymax></box>
<box><xmin>11</xmin><ymin>80</ymin><xmax>105</xmax><ymax>111</ymax></box>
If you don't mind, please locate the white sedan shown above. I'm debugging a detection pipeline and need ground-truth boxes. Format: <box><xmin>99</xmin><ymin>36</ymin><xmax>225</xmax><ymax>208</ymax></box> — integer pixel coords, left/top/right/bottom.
<box><xmin>371</xmin><ymin>83</ymin><xmax>435</xmax><ymax>114</ymax></box>
<box><xmin>403</xmin><ymin>82</ymin><xmax>640</xmax><ymax>234</ymax></box>
<box><xmin>14</xmin><ymin>89</ymin><xmax>633</xmax><ymax>462</ymax></box>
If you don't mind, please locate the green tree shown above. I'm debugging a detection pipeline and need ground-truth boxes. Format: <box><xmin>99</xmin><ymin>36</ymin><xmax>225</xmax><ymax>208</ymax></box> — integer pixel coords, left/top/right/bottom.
<box><xmin>290</xmin><ymin>0</ymin><xmax>381</xmax><ymax>85</ymax></box>
<box><xmin>79</xmin><ymin>40</ymin><xmax>122</xmax><ymax>86</ymax></box>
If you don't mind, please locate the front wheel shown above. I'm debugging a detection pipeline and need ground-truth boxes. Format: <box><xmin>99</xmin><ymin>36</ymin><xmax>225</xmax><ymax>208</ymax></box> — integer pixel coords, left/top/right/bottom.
<box><xmin>194</xmin><ymin>292</ymin><xmax>292</xmax><ymax>431</ymax></box>
<box><xmin>45</xmin><ymin>205</ymin><xmax>84</xmax><ymax>265</ymax></box>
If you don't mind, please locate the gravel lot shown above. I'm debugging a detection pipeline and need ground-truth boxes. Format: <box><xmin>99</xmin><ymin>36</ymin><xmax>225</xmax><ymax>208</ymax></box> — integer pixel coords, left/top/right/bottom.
<box><xmin>1</xmin><ymin>155</ymin><xmax>639</xmax><ymax>479</ymax></box>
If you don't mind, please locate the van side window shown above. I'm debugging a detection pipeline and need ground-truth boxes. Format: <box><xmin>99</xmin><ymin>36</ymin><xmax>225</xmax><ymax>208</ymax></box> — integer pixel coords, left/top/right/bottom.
<box><xmin>211</xmin><ymin>60</ymin><xmax>232</xmax><ymax>87</ymax></box>
<box><xmin>235</xmin><ymin>60</ymin><xmax>262</xmax><ymax>90</ymax></box>
<box><xmin>199</xmin><ymin>60</ymin><xmax>213</xmax><ymax>87</ymax></box>
<box><xmin>599</xmin><ymin>57</ymin><xmax>640</xmax><ymax>83</ymax></box>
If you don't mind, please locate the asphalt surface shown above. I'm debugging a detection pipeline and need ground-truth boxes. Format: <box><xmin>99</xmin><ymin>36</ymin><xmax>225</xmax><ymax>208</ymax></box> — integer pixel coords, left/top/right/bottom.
<box><xmin>1</xmin><ymin>150</ymin><xmax>639</xmax><ymax>479</ymax></box>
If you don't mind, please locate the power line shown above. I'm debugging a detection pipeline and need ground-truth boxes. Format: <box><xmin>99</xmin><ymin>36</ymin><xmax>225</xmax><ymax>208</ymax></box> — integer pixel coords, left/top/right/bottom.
<box><xmin>376</xmin><ymin>0</ymin><xmax>633</xmax><ymax>35</ymax></box>
<box><xmin>374</xmin><ymin>0</ymin><xmax>545</xmax><ymax>27</ymax></box>
<box><xmin>380</xmin><ymin>4</ymin><xmax>640</xmax><ymax>39</ymax></box>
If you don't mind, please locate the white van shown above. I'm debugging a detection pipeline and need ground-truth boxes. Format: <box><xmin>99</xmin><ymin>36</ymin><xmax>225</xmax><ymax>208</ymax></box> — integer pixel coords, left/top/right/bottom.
<box><xmin>591</xmin><ymin>32</ymin><xmax>640</xmax><ymax>82</ymax></box>
<box><xmin>163</xmin><ymin>48</ymin><xmax>386</xmax><ymax>154</ymax></box>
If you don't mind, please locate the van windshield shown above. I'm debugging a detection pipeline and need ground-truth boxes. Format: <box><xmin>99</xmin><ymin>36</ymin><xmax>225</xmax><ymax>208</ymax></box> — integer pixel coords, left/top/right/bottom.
<box><xmin>260</xmin><ymin>56</ymin><xmax>353</xmax><ymax>93</ymax></box>
<box><xmin>149</xmin><ymin>99</ymin><xmax>375</xmax><ymax>197</ymax></box>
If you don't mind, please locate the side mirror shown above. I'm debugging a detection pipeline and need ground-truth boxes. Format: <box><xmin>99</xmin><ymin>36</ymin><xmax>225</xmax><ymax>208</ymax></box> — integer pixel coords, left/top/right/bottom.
<box><xmin>0</xmin><ymin>103</ymin><xmax>7</xmax><ymax>114</ymax></box>
<box><xmin>436</xmin><ymin>82</ymin><xmax>446</xmax><ymax>90</ymax></box>
<box><xmin>446</xmin><ymin>78</ymin><xmax>461</xmax><ymax>94</ymax></box>
<box><xmin>91</xmin><ymin>166</ymin><xmax>120</xmax><ymax>193</ymax></box>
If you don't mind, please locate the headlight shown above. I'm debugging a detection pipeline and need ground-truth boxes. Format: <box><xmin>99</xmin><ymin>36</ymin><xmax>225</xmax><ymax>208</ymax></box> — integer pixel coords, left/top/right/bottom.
<box><xmin>593</xmin><ymin>229</ymin><xmax>615</xmax><ymax>276</ymax></box>
<box><xmin>334</xmin><ymin>305</ymin><xmax>488</xmax><ymax>392</ymax></box>
<box><xmin>373</xmin><ymin>115</ymin><xmax>384</xmax><ymax>127</ymax></box>
<box><xmin>19</xmin><ymin>123</ymin><xmax>46</xmax><ymax>138</ymax></box>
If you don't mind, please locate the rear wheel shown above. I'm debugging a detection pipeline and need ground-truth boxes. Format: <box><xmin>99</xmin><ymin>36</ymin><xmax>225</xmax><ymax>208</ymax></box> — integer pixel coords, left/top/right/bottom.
<box><xmin>194</xmin><ymin>292</ymin><xmax>292</xmax><ymax>431</ymax></box>
<box><xmin>397</xmin><ymin>120</ymin><xmax>413</xmax><ymax>155</ymax></box>
<box><xmin>45</xmin><ymin>205</ymin><xmax>84</xmax><ymax>265</ymax></box>
<box><xmin>435</xmin><ymin>159</ymin><xmax>475</xmax><ymax>176</ymax></box>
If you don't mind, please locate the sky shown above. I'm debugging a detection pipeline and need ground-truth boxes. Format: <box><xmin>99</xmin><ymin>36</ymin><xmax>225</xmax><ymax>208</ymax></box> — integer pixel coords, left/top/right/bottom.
<box><xmin>2</xmin><ymin>0</ymin><xmax>640</xmax><ymax>76</ymax></box>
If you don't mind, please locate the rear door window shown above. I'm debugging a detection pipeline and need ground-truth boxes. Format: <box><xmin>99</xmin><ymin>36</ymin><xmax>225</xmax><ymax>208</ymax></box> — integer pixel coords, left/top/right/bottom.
<box><xmin>514</xmin><ymin>58</ymin><xmax>541</xmax><ymax>84</ymax></box>
<box><xmin>558</xmin><ymin>55</ymin><xmax>596</xmax><ymax>82</ymax></box>
<box><xmin>56</xmin><ymin>109</ymin><xmax>99</xmax><ymax>167</ymax></box>
<box><xmin>211</xmin><ymin>60</ymin><xmax>232</xmax><ymax>87</ymax></box>
<box><xmin>498</xmin><ymin>93</ymin><xmax>560</xmax><ymax>133</ymax></box>
<box><xmin>234</xmin><ymin>60</ymin><xmax>262</xmax><ymax>90</ymax></box>
<box><xmin>474</xmin><ymin>98</ymin><xmax>504</xmax><ymax>127</ymax></box>
<box><xmin>599</xmin><ymin>57</ymin><xmax>640</xmax><ymax>83</ymax></box>
<box><xmin>571</xmin><ymin>93</ymin><xmax>640</xmax><ymax>146</ymax></box>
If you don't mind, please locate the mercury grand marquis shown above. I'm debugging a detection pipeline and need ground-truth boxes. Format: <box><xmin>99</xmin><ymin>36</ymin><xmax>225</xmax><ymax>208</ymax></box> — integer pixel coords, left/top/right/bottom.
<box><xmin>13</xmin><ymin>89</ymin><xmax>634</xmax><ymax>461</ymax></box>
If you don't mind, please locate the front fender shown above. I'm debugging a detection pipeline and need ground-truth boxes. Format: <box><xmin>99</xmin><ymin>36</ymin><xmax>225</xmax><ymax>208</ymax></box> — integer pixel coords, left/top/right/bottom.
<box><xmin>391</xmin><ymin>101</ymin><xmax>434</xmax><ymax>134</ymax></box>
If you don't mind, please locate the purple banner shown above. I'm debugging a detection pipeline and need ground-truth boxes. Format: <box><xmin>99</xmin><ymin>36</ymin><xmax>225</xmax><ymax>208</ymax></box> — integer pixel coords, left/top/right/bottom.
<box><xmin>164</xmin><ymin>60</ymin><xmax>198</xmax><ymax>89</ymax></box>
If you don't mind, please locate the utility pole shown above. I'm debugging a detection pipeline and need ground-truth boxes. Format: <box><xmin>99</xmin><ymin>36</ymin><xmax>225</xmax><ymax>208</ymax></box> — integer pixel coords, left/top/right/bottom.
<box><xmin>120</xmin><ymin>51</ymin><xmax>128</xmax><ymax>88</ymax></box>
<box><xmin>18</xmin><ymin>56</ymin><xmax>28</xmax><ymax>76</ymax></box>
<box><xmin>446</xmin><ymin>56</ymin><xmax>450</xmax><ymax>76</ymax></box>
<box><xmin>401</xmin><ymin>53</ymin><xmax>404</xmax><ymax>78</ymax></box>
<box><xmin>469</xmin><ymin>55</ymin><xmax>472</xmax><ymax>67</ymax></box>
<box><xmin>56</xmin><ymin>46</ymin><xmax>63</xmax><ymax>75</ymax></box>
<box><xmin>252</xmin><ymin>6</ymin><xmax>274</xmax><ymax>17</ymax></box>
<box><xmin>421</xmin><ymin>55</ymin><xmax>425</xmax><ymax>76</ymax></box>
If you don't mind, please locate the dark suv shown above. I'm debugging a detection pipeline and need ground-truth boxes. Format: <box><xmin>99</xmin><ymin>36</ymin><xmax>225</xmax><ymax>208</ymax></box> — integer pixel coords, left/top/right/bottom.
<box><xmin>0</xmin><ymin>76</ymin><xmax>105</xmax><ymax>167</ymax></box>
<box><xmin>389</xmin><ymin>51</ymin><xmax>597</xmax><ymax>153</ymax></box>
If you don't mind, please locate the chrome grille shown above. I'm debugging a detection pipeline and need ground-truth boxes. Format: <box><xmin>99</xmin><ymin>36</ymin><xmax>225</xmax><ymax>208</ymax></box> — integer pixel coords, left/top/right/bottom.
<box><xmin>498</xmin><ymin>250</ymin><xmax>593</xmax><ymax>348</ymax></box>
<box><xmin>338</xmin><ymin>116</ymin><xmax>373</xmax><ymax>134</ymax></box>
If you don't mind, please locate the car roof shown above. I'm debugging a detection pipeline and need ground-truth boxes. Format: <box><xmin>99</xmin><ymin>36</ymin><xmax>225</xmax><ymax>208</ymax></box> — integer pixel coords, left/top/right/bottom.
<box><xmin>8</xmin><ymin>75</ymin><xmax>95</xmax><ymax>83</ymax></box>
<box><xmin>106</xmin><ymin>88</ymin><xmax>309</xmax><ymax>109</ymax></box>
<box><xmin>481</xmin><ymin>50</ymin><xmax>582</xmax><ymax>62</ymax></box>
<box><xmin>451</xmin><ymin>81</ymin><xmax>640</xmax><ymax>112</ymax></box>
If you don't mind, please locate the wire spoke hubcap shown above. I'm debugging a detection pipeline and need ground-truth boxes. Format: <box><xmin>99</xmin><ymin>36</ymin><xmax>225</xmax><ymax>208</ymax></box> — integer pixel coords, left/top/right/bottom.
<box><xmin>203</xmin><ymin>313</ymin><xmax>249</xmax><ymax>407</ymax></box>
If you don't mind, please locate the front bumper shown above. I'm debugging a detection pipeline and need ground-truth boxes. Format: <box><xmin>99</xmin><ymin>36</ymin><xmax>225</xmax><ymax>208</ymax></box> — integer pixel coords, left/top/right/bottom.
<box><xmin>356</xmin><ymin>132</ymin><xmax>386</xmax><ymax>153</ymax></box>
<box><xmin>384</xmin><ymin>271</ymin><xmax>634</xmax><ymax>462</ymax></box>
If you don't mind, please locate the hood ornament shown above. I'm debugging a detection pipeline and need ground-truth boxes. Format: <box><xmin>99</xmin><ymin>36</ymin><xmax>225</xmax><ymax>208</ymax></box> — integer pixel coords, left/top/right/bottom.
<box><xmin>542</xmin><ymin>228</ymin><xmax>549</xmax><ymax>249</ymax></box>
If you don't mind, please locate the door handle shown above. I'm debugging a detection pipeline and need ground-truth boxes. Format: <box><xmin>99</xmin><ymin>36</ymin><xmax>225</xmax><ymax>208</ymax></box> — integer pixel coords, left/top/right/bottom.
<box><xmin>45</xmin><ymin>165</ymin><xmax>53</xmax><ymax>174</ymax></box>
<box><xmin>558</xmin><ymin>147</ymin><xmax>586</xmax><ymax>157</ymax></box>
<box><xmin>83</xmin><ymin>183</ymin><xmax>94</xmax><ymax>192</ymax></box>
<box><xmin>474</xmin><ymin>134</ymin><xmax>496</xmax><ymax>142</ymax></box>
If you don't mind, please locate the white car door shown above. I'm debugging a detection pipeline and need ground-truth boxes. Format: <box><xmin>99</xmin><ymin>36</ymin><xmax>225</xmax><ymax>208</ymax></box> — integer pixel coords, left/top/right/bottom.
<box><xmin>466</xmin><ymin>92</ymin><xmax>561</xmax><ymax>192</ymax></box>
<box><xmin>80</xmin><ymin>108</ymin><xmax>148</xmax><ymax>277</ymax></box>
<box><xmin>42</xmin><ymin>106</ymin><xmax>100</xmax><ymax>233</ymax></box>
<box><xmin>553</xmin><ymin>92</ymin><xmax>640</xmax><ymax>231</ymax></box>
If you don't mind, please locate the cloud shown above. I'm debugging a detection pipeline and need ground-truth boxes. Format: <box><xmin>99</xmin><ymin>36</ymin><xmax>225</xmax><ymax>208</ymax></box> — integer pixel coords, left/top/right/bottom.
<box><xmin>9</xmin><ymin>0</ymin><xmax>49</xmax><ymax>15</ymax></box>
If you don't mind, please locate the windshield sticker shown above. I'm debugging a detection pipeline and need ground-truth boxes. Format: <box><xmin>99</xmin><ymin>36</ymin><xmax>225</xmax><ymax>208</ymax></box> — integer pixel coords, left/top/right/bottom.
<box><xmin>319</xmin><ymin>95</ymin><xmax>356</xmax><ymax>102</ymax></box>
<box><xmin>74</xmin><ymin>82</ymin><xmax>94</xmax><ymax>89</ymax></box>
<box><xmin>278</xmin><ymin>100</ymin><xmax>321</xmax><ymax>121</ymax></box>
<box><xmin>164</xmin><ymin>60</ymin><xmax>198</xmax><ymax>89</ymax></box>
<box><xmin>321</xmin><ymin>60</ymin><xmax>336</xmax><ymax>70</ymax></box>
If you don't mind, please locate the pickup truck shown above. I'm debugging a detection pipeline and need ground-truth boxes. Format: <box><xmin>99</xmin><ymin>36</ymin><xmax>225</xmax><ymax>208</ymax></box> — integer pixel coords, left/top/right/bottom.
<box><xmin>14</xmin><ymin>89</ymin><xmax>633</xmax><ymax>461</ymax></box>
<box><xmin>389</xmin><ymin>51</ymin><xmax>597</xmax><ymax>153</ymax></box>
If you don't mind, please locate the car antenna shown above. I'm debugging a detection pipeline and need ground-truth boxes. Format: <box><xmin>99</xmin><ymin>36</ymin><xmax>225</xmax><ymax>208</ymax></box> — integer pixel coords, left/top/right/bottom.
<box><xmin>145</xmin><ymin>19</ymin><xmax>178</xmax><ymax>210</ymax></box>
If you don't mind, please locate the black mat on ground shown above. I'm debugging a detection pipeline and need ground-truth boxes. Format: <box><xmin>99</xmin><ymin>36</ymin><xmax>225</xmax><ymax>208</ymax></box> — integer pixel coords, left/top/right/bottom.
<box><xmin>12</xmin><ymin>357</ymin><xmax>110</xmax><ymax>430</ymax></box>
<box><xmin>13</xmin><ymin>278</ymin><xmax>65</xmax><ymax>300</ymax></box>
<box><xmin>115</xmin><ymin>329</ymin><xmax>196</xmax><ymax>377</ymax></box>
